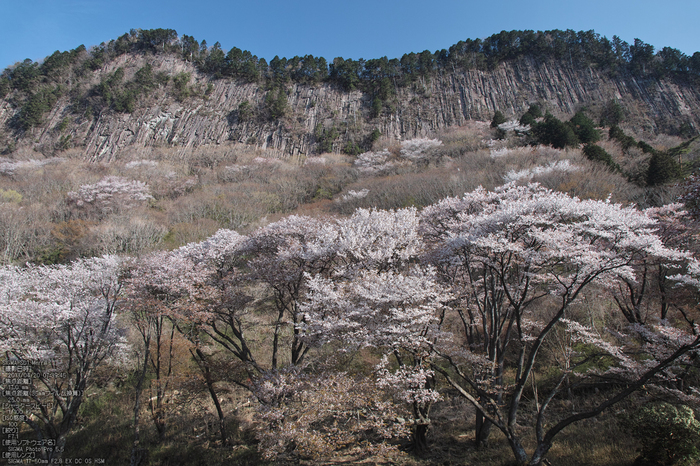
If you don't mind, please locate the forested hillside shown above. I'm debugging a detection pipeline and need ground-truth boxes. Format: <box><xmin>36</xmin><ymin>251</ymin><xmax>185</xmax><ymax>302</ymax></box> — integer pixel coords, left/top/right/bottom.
<box><xmin>0</xmin><ymin>28</ymin><xmax>699</xmax><ymax>159</ymax></box>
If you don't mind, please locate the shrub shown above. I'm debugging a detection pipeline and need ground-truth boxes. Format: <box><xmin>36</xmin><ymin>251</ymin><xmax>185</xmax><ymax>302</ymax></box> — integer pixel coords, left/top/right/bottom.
<box><xmin>172</xmin><ymin>72</ymin><xmax>192</xmax><ymax>101</ymax></box>
<box><xmin>369</xmin><ymin>128</ymin><xmax>382</xmax><ymax>144</ymax></box>
<box><xmin>0</xmin><ymin>76</ymin><xmax>10</xmax><ymax>98</ymax></box>
<box><xmin>610</xmin><ymin>125</ymin><xmax>638</xmax><ymax>151</ymax></box>
<box><xmin>315</xmin><ymin>124</ymin><xmax>340</xmax><ymax>153</ymax></box>
<box><xmin>569</xmin><ymin>111</ymin><xmax>600</xmax><ymax>144</ymax></box>
<box><xmin>599</xmin><ymin>99</ymin><xmax>625</xmax><ymax>127</ymax></box>
<box><xmin>16</xmin><ymin>87</ymin><xmax>62</xmax><ymax>130</ymax></box>
<box><xmin>623</xmin><ymin>402</ymin><xmax>700</xmax><ymax>465</ymax></box>
<box><xmin>583</xmin><ymin>144</ymin><xmax>619</xmax><ymax>171</ymax></box>
<box><xmin>532</xmin><ymin>114</ymin><xmax>580</xmax><ymax>149</ymax></box>
<box><xmin>638</xmin><ymin>140</ymin><xmax>658</xmax><ymax>155</ymax></box>
<box><xmin>526</xmin><ymin>103</ymin><xmax>543</xmax><ymax>118</ymax></box>
<box><xmin>343</xmin><ymin>140</ymin><xmax>363</xmax><ymax>156</ymax></box>
<box><xmin>519</xmin><ymin>112</ymin><xmax>536</xmax><ymax>126</ymax></box>
<box><xmin>265</xmin><ymin>86</ymin><xmax>288</xmax><ymax>120</ymax></box>
<box><xmin>491</xmin><ymin>110</ymin><xmax>507</xmax><ymax>128</ymax></box>
<box><xmin>647</xmin><ymin>152</ymin><xmax>682</xmax><ymax>186</ymax></box>
<box><xmin>519</xmin><ymin>105</ymin><xmax>542</xmax><ymax>126</ymax></box>
<box><xmin>0</xmin><ymin>188</ymin><xmax>23</xmax><ymax>203</ymax></box>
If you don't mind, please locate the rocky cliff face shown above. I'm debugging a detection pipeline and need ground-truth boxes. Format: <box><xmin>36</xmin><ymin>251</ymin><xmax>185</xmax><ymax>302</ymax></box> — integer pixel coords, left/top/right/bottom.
<box><xmin>2</xmin><ymin>54</ymin><xmax>699</xmax><ymax>161</ymax></box>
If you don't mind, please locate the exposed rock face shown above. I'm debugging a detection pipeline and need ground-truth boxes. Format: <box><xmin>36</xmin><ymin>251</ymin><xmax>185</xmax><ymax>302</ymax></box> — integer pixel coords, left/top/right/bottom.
<box><xmin>2</xmin><ymin>54</ymin><xmax>699</xmax><ymax>161</ymax></box>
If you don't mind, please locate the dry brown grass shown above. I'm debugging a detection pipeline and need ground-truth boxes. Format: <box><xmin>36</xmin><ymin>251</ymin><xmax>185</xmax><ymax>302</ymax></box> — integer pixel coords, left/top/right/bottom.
<box><xmin>436</xmin><ymin>121</ymin><xmax>494</xmax><ymax>157</ymax></box>
<box><xmin>0</xmin><ymin>142</ymin><xmax>363</xmax><ymax>262</ymax></box>
<box><xmin>4</xmin><ymin>121</ymin><xmax>683</xmax><ymax>265</ymax></box>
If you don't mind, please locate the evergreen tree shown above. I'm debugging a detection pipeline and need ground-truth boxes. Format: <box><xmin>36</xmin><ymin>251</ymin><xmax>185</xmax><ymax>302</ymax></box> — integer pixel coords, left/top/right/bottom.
<box><xmin>490</xmin><ymin>110</ymin><xmax>507</xmax><ymax>128</ymax></box>
<box><xmin>647</xmin><ymin>152</ymin><xmax>681</xmax><ymax>186</ymax></box>
<box><xmin>532</xmin><ymin>113</ymin><xmax>579</xmax><ymax>148</ymax></box>
<box><xmin>599</xmin><ymin>99</ymin><xmax>624</xmax><ymax>127</ymax></box>
<box><xmin>583</xmin><ymin>144</ymin><xmax>618</xmax><ymax>170</ymax></box>
<box><xmin>569</xmin><ymin>111</ymin><xmax>600</xmax><ymax>144</ymax></box>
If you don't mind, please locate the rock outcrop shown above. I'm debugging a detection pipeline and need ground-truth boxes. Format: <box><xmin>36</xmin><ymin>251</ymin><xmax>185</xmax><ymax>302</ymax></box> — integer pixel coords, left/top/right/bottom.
<box><xmin>2</xmin><ymin>54</ymin><xmax>699</xmax><ymax>161</ymax></box>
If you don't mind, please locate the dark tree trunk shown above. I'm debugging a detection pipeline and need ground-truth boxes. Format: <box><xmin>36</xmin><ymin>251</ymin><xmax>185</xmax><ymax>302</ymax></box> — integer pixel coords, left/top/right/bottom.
<box><xmin>131</xmin><ymin>341</ymin><xmax>150</xmax><ymax>466</ymax></box>
<box><xmin>475</xmin><ymin>411</ymin><xmax>493</xmax><ymax>448</ymax></box>
<box><xmin>412</xmin><ymin>423</ymin><xmax>430</xmax><ymax>454</ymax></box>
<box><xmin>194</xmin><ymin>348</ymin><xmax>228</xmax><ymax>446</ymax></box>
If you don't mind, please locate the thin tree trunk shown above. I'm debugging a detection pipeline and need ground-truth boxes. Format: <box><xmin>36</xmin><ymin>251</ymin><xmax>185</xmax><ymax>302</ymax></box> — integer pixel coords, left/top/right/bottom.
<box><xmin>194</xmin><ymin>348</ymin><xmax>227</xmax><ymax>445</ymax></box>
<box><xmin>271</xmin><ymin>306</ymin><xmax>285</xmax><ymax>370</ymax></box>
<box><xmin>475</xmin><ymin>411</ymin><xmax>493</xmax><ymax>448</ymax></box>
<box><xmin>150</xmin><ymin>319</ymin><xmax>174</xmax><ymax>440</ymax></box>
<box><xmin>131</xmin><ymin>340</ymin><xmax>149</xmax><ymax>466</ymax></box>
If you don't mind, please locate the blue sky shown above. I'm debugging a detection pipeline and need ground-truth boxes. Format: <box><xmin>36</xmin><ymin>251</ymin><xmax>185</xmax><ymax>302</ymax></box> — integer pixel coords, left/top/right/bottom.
<box><xmin>1</xmin><ymin>0</ymin><xmax>698</xmax><ymax>71</ymax></box>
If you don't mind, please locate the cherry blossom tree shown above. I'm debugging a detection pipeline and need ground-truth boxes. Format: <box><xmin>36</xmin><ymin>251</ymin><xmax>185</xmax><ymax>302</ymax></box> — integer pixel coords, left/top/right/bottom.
<box><xmin>302</xmin><ymin>268</ymin><xmax>447</xmax><ymax>452</ymax></box>
<box><xmin>67</xmin><ymin>176</ymin><xmax>153</xmax><ymax>218</ymax></box>
<box><xmin>121</xmin><ymin>252</ymin><xmax>187</xmax><ymax>455</ymax></box>
<box><xmin>0</xmin><ymin>256</ymin><xmax>126</xmax><ymax>462</ymax></box>
<box><xmin>300</xmin><ymin>208</ymin><xmax>448</xmax><ymax>452</ymax></box>
<box><xmin>419</xmin><ymin>183</ymin><xmax>698</xmax><ymax>465</ymax></box>
<box><xmin>244</xmin><ymin>215</ymin><xmax>340</xmax><ymax>368</ymax></box>
<box><xmin>124</xmin><ymin>222</ymin><xmax>342</xmax><ymax>450</ymax></box>
<box><xmin>126</xmin><ymin>225</ymin><xmax>348</xmax><ymax>448</ymax></box>
<box><xmin>354</xmin><ymin>149</ymin><xmax>397</xmax><ymax>175</ymax></box>
<box><xmin>123</xmin><ymin>230</ymin><xmax>247</xmax><ymax>446</ymax></box>
<box><xmin>13</xmin><ymin>183</ymin><xmax>690</xmax><ymax>464</ymax></box>
<box><xmin>399</xmin><ymin>138</ymin><xmax>443</xmax><ymax>165</ymax></box>
<box><xmin>612</xmin><ymin>204</ymin><xmax>695</xmax><ymax>324</ymax></box>
<box><xmin>353</xmin><ymin>138</ymin><xmax>443</xmax><ymax>174</ymax></box>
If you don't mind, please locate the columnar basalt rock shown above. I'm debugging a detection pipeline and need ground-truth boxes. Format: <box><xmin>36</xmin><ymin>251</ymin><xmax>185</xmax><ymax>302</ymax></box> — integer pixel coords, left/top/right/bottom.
<box><xmin>2</xmin><ymin>55</ymin><xmax>699</xmax><ymax>161</ymax></box>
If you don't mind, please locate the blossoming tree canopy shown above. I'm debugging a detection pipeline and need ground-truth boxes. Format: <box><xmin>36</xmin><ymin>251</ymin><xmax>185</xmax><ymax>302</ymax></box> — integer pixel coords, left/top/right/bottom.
<box><xmin>0</xmin><ymin>256</ymin><xmax>126</xmax><ymax>461</ymax></box>
<box><xmin>66</xmin><ymin>175</ymin><xmax>153</xmax><ymax>215</ymax></box>
<box><xmin>2</xmin><ymin>180</ymin><xmax>699</xmax><ymax>465</ymax></box>
<box><xmin>299</xmin><ymin>207</ymin><xmax>446</xmax><ymax>451</ymax></box>
<box><xmin>419</xmin><ymin>182</ymin><xmax>697</xmax><ymax>464</ymax></box>
<box><xmin>0</xmin><ymin>255</ymin><xmax>125</xmax><ymax>361</ymax></box>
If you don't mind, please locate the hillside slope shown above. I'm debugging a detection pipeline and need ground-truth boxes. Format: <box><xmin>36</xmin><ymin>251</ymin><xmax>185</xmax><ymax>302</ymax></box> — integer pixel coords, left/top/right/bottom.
<box><xmin>1</xmin><ymin>31</ymin><xmax>699</xmax><ymax>161</ymax></box>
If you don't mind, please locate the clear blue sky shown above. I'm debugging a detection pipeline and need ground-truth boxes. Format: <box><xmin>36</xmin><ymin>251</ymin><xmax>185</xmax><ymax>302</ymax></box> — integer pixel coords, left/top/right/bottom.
<box><xmin>1</xmin><ymin>0</ymin><xmax>698</xmax><ymax>71</ymax></box>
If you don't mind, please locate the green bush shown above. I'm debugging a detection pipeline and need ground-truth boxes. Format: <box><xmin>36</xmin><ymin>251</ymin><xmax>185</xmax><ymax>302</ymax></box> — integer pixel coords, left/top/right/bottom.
<box><xmin>0</xmin><ymin>77</ymin><xmax>10</xmax><ymax>98</ymax></box>
<box><xmin>491</xmin><ymin>110</ymin><xmax>507</xmax><ymax>128</ymax></box>
<box><xmin>370</xmin><ymin>97</ymin><xmax>383</xmax><ymax>118</ymax></box>
<box><xmin>638</xmin><ymin>140</ymin><xmax>658</xmax><ymax>155</ymax></box>
<box><xmin>609</xmin><ymin>125</ymin><xmax>637</xmax><ymax>151</ymax></box>
<box><xmin>599</xmin><ymin>99</ymin><xmax>624</xmax><ymax>127</ymax></box>
<box><xmin>519</xmin><ymin>112</ymin><xmax>536</xmax><ymax>126</ymax></box>
<box><xmin>520</xmin><ymin>104</ymin><xmax>543</xmax><ymax>126</ymax></box>
<box><xmin>583</xmin><ymin>144</ymin><xmax>619</xmax><ymax>171</ymax></box>
<box><xmin>172</xmin><ymin>72</ymin><xmax>191</xmax><ymax>101</ymax></box>
<box><xmin>526</xmin><ymin>103</ymin><xmax>542</xmax><ymax>118</ymax></box>
<box><xmin>265</xmin><ymin>86</ymin><xmax>288</xmax><ymax>120</ymax></box>
<box><xmin>315</xmin><ymin>125</ymin><xmax>339</xmax><ymax>153</ymax></box>
<box><xmin>532</xmin><ymin>113</ymin><xmax>579</xmax><ymax>149</ymax></box>
<box><xmin>16</xmin><ymin>87</ymin><xmax>62</xmax><ymax>130</ymax></box>
<box><xmin>647</xmin><ymin>152</ymin><xmax>681</xmax><ymax>186</ymax></box>
<box><xmin>569</xmin><ymin>111</ymin><xmax>600</xmax><ymax>144</ymax></box>
<box><xmin>623</xmin><ymin>402</ymin><xmax>700</xmax><ymax>465</ymax></box>
<box><xmin>0</xmin><ymin>189</ymin><xmax>23</xmax><ymax>203</ymax></box>
<box><xmin>92</xmin><ymin>65</ymin><xmax>158</xmax><ymax>113</ymax></box>
<box><xmin>237</xmin><ymin>100</ymin><xmax>253</xmax><ymax>122</ymax></box>
<box><xmin>343</xmin><ymin>140</ymin><xmax>362</xmax><ymax>155</ymax></box>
